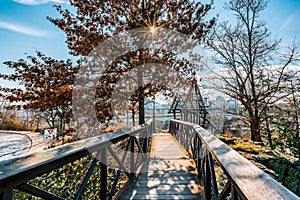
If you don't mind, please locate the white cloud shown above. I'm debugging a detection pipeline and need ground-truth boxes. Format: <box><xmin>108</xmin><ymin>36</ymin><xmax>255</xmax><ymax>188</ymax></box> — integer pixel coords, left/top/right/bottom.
<box><xmin>0</xmin><ymin>21</ymin><xmax>51</xmax><ymax>37</ymax></box>
<box><xmin>13</xmin><ymin>0</ymin><xmax>67</xmax><ymax>5</ymax></box>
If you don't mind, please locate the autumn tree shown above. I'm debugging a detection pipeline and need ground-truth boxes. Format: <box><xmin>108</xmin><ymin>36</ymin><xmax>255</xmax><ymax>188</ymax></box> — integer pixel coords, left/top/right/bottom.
<box><xmin>0</xmin><ymin>97</ymin><xmax>17</xmax><ymax>130</ymax></box>
<box><xmin>208</xmin><ymin>0</ymin><xmax>299</xmax><ymax>142</ymax></box>
<box><xmin>0</xmin><ymin>51</ymin><xmax>79</xmax><ymax>133</ymax></box>
<box><xmin>48</xmin><ymin>0</ymin><xmax>216</xmax><ymax>125</ymax></box>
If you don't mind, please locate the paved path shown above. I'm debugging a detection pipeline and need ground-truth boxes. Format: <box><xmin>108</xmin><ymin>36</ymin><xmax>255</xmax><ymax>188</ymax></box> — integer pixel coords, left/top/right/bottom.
<box><xmin>0</xmin><ymin>131</ymin><xmax>47</xmax><ymax>161</ymax></box>
<box><xmin>0</xmin><ymin>132</ymin><xmax>29</xmax><ymax>161</ymax></box>
<box><xmin>119</xmin><ymin>133</ymin><xmax>203</xmax><ymax>199</ymax></box>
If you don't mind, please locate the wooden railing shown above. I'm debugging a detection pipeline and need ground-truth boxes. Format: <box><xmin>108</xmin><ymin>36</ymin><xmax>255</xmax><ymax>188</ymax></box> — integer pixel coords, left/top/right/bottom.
<box><xmin>0</xmin><ymin>121</ymin><xmax>153</xmax><ymax>200</ymax></box>
<box><xmin>169</xmin><ymin>119</ymin><xmax>300</xmax><ymax>200</ymax></box>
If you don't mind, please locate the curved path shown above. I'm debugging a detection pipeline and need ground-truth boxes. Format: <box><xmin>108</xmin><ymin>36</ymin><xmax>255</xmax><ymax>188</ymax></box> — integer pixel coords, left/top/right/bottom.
<box><xmin>0</xmin><ymin>132</ymin><xmax>30</xmax><ymax>161</ymax></box>
<box><xmin>0</xmin><ymin>131</ymin><xmax>47</xmax><ymax>161</ymax></box>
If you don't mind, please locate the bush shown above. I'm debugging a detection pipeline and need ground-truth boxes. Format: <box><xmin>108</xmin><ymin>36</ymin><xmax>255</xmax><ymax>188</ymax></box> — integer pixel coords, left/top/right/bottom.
<box><xmin>1</xmin><ymin>118</ymin><xmax>23</xmax><ymax>130</ymax></box>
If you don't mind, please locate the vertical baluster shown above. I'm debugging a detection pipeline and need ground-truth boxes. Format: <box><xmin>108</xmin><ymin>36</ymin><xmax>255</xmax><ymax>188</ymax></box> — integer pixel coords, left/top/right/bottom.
<box><xmin>142</xmin><ymin>131</ymin><xmax>148</xmax><ymax>153</ymax></box>
<box><xmin>172</xmin><ymin>121</ymin><xmax>175</xmax><ymax>134</ymax></box>
<box><xmin>182</xmin><ymin>125</ymin><xmax>185</xmax><ymax>144</ymax></box>
<box><xmin>130</xmin><ymin>136</ymin><xmax>135</xmax><ymax>173</ymax></box>
<box><xmin>185</xmin><ymin>127</ymin><xmax>188</xmax><ymax>149</ymax></box>
<box><xmin>209</xmin><ymin>153</ymin><xmax>219</xmax><ymax>199</ymax></box>
<box><xmin>0</xmin><ymin>190</ymin><xmax>13</xmax><ymax>200</ymax></box>
<box><xmin>183</xmin><ymin>126</ymin><xmax>186</xmax><ymax>148</ymax></box>
<box><xmin>198</xmin><ymin>138</ymin><xmax>203</xmax><ymax>180</ymax></box>
<box><xmin>182</xmin><ymin>125</ymin><xmax>184</xmax><ymax>144</ymax></box>
<box><xmin>100</xmin><ymin>148</ymin><xmax>107</xmax><ymax>200</ymax></box>
<box><xmin>176</xmin><ymin>123</ymin><xmax>180</xmax><ymax>141</ymax></box>
<box><xmin>194</xmin><ymin>135</ymin><xmax>198</xmax><ymax>161</ymax></box>
<box><xmin>180</xmin><ymin>124</ymin><xmax>182</xmax><ymax>141</ymax></box>
<box><xmin>200</xmin><ymin>151</ymin><xmax>206</xmax><ymax>194</ymax></box>
<box><xmin>231</xmin><ymin>184</ymin><xmax>238</xmax><ymax>200</ymax></box>
<box><xmin>192</xmin><ymin>134</ymin><xmax>196</xmax><ymax>159</ymax></box>
<box><xmin>172</xmin><ymin>121</ymin><xmax>175</xmax><ymax>135</ymax></box>
<box><xmin>204</xmin><ymin>150</ymin><xmax>212</xmax><ymax>200</ymax></box>
<box><xmin>188</xmin><ymin>129</ymin><xmax>193</xmax><ymax>151</ymax></box>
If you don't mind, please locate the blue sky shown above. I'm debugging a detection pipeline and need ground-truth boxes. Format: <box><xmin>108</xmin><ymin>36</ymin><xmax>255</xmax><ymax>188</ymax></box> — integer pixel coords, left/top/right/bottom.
<box><xmin>0</xmin><ymin>0</ymin><xmax>300</xmax><ymax>87</ymax></box>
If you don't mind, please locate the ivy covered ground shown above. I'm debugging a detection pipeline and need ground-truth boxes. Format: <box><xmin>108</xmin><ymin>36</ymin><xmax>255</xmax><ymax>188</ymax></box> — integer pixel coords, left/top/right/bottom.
<box><xmin>218</xmin><ymin>133</ymin><xmax>300</xmax><ymax>197</ymax></box>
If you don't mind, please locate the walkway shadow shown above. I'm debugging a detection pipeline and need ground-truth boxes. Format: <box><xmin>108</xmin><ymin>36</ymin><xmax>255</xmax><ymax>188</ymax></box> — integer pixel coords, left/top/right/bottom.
<box><xmin>118</xmin><ymin>133</ymin><xmax>204</xmax><ymax>199</ymax></box>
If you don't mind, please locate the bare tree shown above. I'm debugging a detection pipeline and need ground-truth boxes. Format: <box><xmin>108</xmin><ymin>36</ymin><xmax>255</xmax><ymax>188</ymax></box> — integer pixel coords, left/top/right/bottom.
<box><xmin>208</xmin><ymin>0</ymin><xmax>299</xmax><ymax>142</ymax></box>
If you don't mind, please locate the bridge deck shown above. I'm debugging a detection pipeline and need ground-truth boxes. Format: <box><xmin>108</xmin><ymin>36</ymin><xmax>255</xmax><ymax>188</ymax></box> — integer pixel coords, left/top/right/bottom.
<box><xmin>118</xmin><ymin>133</ymin><xmax>203</xmax><ymax>200</ymax></box>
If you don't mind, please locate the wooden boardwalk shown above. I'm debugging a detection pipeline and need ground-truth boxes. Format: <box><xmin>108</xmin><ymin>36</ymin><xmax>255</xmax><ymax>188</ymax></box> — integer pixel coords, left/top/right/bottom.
<box><xmin>118</xmin><ymin>133</ymin><xmax>203</xmax><ymax>200</ymax></box>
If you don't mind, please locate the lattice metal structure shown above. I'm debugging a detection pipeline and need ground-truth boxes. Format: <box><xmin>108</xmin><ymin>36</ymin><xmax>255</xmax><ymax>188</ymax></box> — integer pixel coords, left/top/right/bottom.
<box><xmin>0</xmin><ymin>122</ymin><xmax>153</xmax><ymax>200</ymax></box>
<box><xmin>168</xmin><ymin>82</ymin><xmax>210</xmax><ymax>128</ymax></box>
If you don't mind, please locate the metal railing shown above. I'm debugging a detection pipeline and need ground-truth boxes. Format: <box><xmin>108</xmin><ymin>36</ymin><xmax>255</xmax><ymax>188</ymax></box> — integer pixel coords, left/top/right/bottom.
<box><xmin>0</xmin><ymin>121</ymin><xmax>153</xmax><ymax>200</ymax></box>
<box><xmin>169</xmin><ymin>119</ymin><xmax>300</xmax><ymax>200</ymax></box>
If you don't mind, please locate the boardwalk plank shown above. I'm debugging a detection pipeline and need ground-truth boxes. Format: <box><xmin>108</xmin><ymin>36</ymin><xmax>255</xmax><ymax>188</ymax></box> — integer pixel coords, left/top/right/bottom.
<box><xmin>118</xmin><ymin>133</ymin><xmax>203</xmax><ymax>200</ymax></box>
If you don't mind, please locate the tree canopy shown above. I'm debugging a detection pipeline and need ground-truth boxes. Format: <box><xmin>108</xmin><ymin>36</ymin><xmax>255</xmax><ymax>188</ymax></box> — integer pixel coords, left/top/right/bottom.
<box><xmin>0</xmin><ymin>52</ymin><xmax>79</xmax><ymax>131</ymax></box>
<box><xmin>48</xmin><ymin>0</ymin><xmax>215</xmax><ymax>56</ymax></box>
<box><xmin>0</xmin><ymin>0</ymin><xmax>216</xmax><ymax>134</ymax></box>
<box><xmin>48</xmin><ymin>0</ymin><xmax>216</xmax><ymax>125</ymax></box>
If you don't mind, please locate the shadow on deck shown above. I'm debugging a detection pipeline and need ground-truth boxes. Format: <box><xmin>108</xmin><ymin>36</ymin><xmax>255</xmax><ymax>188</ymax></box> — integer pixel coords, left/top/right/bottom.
<box><xmin>1</xmin><ymin>120</ymin><xmax>298</xmax><ymax>200</ymax></box>
<box><xmin>118</xmin><ymin>133</ymin><xmax>204</xmax><ymax>199</ymax></box>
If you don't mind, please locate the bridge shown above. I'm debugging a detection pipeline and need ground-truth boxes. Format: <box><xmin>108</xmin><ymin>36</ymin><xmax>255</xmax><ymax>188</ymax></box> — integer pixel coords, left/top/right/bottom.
<box><xmin>0</xmin><ymin>119</ymin><xmax>299</xmax><ymax>200</ymax></box>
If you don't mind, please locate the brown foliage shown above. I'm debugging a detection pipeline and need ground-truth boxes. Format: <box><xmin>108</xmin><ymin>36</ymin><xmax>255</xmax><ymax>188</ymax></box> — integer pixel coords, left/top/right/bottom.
<box><xmin>0</xmin><ymin>51</ymin><xmax>79</xmax><ymax>126</ymax></box>
<box><xmin>48</xmin><ymin>0</ymin><xmax>215</xmax><ymax>56</ymax></box>
<box><xmin>48</xmin><ymin>0</ymin><xmax>216</xmax><ymax>124</ymax></box>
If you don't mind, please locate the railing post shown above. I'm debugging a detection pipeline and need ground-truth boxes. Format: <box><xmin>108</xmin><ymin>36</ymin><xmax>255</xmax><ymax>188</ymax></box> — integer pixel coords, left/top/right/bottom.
<box><xmin>142</xmin><ymin>128</ymin><xmax>150</xmax><ymax>154</ymax></box>
<box><xmin>209</xmin><ymin>153</ymin><xmax>219</xmax><ymax>199</ymax></box>
<box><xmin>204</xmin><ymin>153</ymin><xmax>212</xmax><ymax>200</ymax></box>
<box><xmin>130</xmin><ymin>136</ymin><xmax>135</xmax><ymax>174</ymax></box>
<box><xmin>0</xmin><ymin>191</ymin><xmax>13</xmax><ymax>200</ymax></box>
<box><xmin>199</xmin><ymin>146</ymin><xmax>206</xmax><ymax>190</ymax></box>
<box><xmin>169</xmin><ymin>120</ymin><xmax>174</xmax><ymax>135</ymax></box>
<box><xmin>231</xmin><ymin>184</ymin><xmax>238</xmax><ymax>200</ymax></box>
<box><xmin>142</xmin><ymin>136</ymin><xmax>148</xmax><ymax>154</ymax></box>
<box><xmin>100</xmin><ymin>148</ymin><xmax>107</xmax><ymax>200</ymax></box>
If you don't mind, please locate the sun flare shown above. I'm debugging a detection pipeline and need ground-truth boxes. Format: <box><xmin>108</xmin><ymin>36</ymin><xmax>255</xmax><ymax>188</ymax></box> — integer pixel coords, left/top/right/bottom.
<box><xmin>149</xmin><ymin>26</ymin><xmax>157</xmax><ymax>34</ymax></box>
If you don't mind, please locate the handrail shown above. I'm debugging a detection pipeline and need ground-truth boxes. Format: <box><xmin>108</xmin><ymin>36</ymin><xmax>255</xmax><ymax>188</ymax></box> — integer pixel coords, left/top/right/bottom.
<box><xmin>169</xmin><ymin>119</ymin><xmax>300</xmax><ymax>200</ymax></box>
<box><xmin>0</xmin><ymin>121</ymin><xmax>153</xmax><ymax>200</ymax></box>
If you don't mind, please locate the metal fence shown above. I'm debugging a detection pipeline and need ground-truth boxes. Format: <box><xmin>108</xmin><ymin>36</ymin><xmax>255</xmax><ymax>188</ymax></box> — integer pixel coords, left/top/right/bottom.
<box><xmin>169</xmin><ymin>119</ymin><xmax>300</xmax><ymax>200</ymax></box>
<box><xmin>0</xmin><ymin>121</ymin><xmax>153</xmax><ymax>200</ymax></box>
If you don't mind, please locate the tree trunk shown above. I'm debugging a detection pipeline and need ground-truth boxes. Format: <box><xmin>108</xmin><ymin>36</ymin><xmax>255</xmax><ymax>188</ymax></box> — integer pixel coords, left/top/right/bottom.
<box><xmin>294</xmin><ymin>107</ymin><xmax>300</xmax><ymax>159</ymax></box>
<box><xmin>138</xmin><ymin>89</ymin><xmax>145</xmax><ymax>125</ymax></box>
<box><xmin>249</xmin><ymin>104</ymin><xmax>263</xmax><ymax>143</ymax></box>
<box><xmin>137</xmin><ymin>66</ymin><xmax>145</xmax><ymax>125</ymax></box>
<box><xmin>264</xmin><ymin>106</ymin><xmax>274</xmax><ymax>149</ymax></box>
<box><xmin>265</xmin><ymin>116</ymin><xmax>274</xmax><ymax>149</ymax></box>
<box><xmin>52</xmin><ymin>119</ymin><xmax>55</xmax><ymax>129</ymax></box>
<box><xmin>250</xmin><ymin>123</ymin><xmax>263</xmax><ymax>143</ymax></box>
<box><xmin>132</xmin><ymin>109</ymin><xmax>135</xmax><ymax>126</ymax></box>
<box><xmin>59</xmin><ymin>117</ymin><xmax>64</xmax><ymax>144</ymax></box>
<box><xmin>0</xmin><ymin>109</ymin><xmax>9</xmax><ymax>129</ymax></box>
<box><xmin>36</xmin><ymin>117</ymin><xmax>40</xmax><ymax>132</ymax></box>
